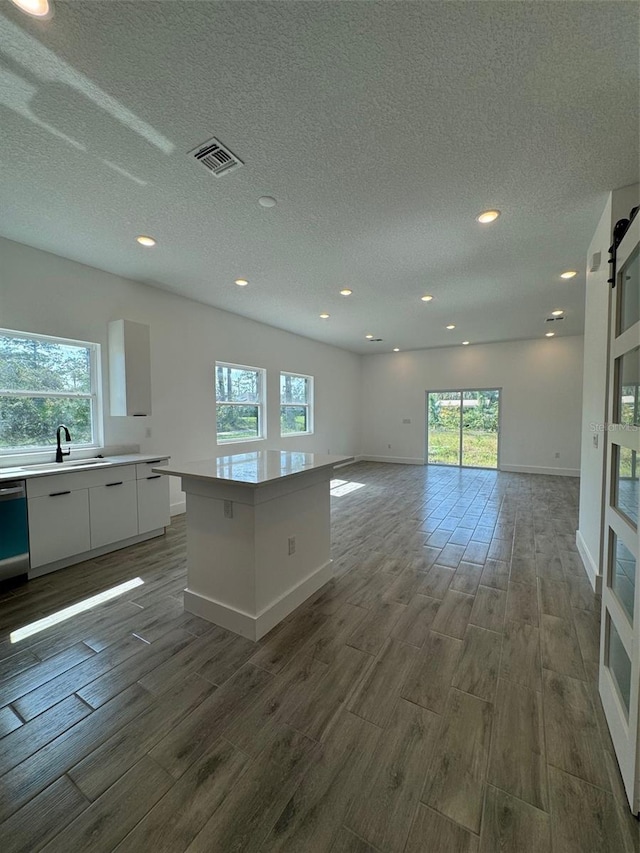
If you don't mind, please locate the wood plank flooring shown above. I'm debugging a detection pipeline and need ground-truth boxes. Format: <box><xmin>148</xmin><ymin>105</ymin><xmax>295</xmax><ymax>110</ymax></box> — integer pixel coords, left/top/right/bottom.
<box><xmin>0</xmin><ymin>462</ymin><xmax>637</xmax><ymax>852</ymax></box>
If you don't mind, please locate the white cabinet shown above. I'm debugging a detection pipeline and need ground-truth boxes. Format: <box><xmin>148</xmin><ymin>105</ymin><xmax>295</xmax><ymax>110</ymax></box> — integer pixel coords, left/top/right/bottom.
<box><xmin>89</xmin><ymin>477</ymin><xmax>138</xmax><ymax>549</ymax></box>
<box><xmin>137</xmin><ymin>474</ymin><xmax>170</xmax><ymax>533</ymax></box>
<box><xmin>108</xmin><ymin>319</ymin><xmax>152</xmax><ymax>416</ymax></box>
<box><xmin>28</xmin><ymin>489</ymin><xmax>91</xmax><ymax>568</ymax></box>
<box><xmin>26</xmin><ymin>457</ymin><xmax>169</xmax><ymax>574</ymax></box>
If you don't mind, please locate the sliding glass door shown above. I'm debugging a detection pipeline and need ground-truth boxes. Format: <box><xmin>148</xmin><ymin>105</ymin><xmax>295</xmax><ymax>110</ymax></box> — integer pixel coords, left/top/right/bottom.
<box><xmin>427</xmin><ymin>389</ymin><xmax>500</xmax><ymax>469</ymax></box>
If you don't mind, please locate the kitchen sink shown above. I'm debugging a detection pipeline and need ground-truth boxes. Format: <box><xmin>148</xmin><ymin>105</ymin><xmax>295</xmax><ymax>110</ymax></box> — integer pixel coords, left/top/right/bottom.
<box><xmin>15</xmin><ymin>459</ymin><xmax>112</xmax><ymax>472</ymax></box>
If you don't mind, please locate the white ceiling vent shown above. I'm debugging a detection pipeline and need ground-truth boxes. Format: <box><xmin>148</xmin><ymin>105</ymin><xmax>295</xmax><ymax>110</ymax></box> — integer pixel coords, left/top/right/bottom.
<box><xmin>188</xmin><ymin>137</ymin><xmax>243</xmax><ymax>177</ymax></box>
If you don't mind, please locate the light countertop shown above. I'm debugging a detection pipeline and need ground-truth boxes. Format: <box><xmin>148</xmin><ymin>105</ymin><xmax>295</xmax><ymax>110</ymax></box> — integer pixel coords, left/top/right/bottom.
<box><xmin>155</xmin><ymin>450</ymin><xmax>353</xmax><ymax>487</ymax></box>
<box><xmin>0</xmin><ymin>453</ymin><xmax>169</xmax><ymax>483</ymax></box>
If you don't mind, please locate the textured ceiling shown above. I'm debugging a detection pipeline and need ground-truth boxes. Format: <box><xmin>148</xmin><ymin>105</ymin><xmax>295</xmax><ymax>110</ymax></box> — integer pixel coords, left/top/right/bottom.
<box><xmin>0</xmin><ymin>1</ymin><xmax>638</xmax><ymax>354</ymax></box>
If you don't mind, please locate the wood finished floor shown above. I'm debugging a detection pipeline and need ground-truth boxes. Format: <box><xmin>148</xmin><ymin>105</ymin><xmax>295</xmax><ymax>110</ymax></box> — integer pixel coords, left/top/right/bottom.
<box><xmin>0</xmin><ymin>462</ymin><xmax>638</xmax><ymax>852</ymax></box>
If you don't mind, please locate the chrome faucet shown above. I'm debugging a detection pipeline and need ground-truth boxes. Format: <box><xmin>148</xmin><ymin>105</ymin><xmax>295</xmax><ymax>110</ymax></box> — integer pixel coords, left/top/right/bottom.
<box><xmin>55</xmin><ymin>425</ymin><xmax>71</xmax><ymax>463</ymax></box>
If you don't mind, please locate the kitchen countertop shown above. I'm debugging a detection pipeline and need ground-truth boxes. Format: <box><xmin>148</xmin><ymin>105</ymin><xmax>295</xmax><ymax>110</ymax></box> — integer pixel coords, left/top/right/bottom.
<box><xmin>155</xmin><ymin>450</ymin><xmax>353</xmax><ymax>487</ymax></box>
<box><xmin>0</xmin><ymin>453</ymin><xmax>170</xmax><ymax>484</ymax></box>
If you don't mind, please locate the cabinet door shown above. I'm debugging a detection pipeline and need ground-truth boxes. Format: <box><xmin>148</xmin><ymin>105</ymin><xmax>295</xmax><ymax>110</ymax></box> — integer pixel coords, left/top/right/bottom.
<box><xmin>137</xmin><ymin>475</ymin><xmax>170</xmax><ymax>534</ymax></box>
<box><xmin>89</xmin><ymin>480</ymin><xmax>138</xmax><ymax>549</ymax></box>
<box><xmin>28</xmin><ymin>490</ymin><xmax>90</xmax><ymax>568</ymax></box>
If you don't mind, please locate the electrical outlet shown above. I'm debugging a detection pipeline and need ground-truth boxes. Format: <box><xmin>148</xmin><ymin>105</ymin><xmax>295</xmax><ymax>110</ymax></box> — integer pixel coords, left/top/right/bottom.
<box><xmin>224</xmin><ymin>500</ymin><xmax>233</xmax><ymax>519</ymax></box>
<box><xmin>288</xmin><ymin>536</ymin><xmax>296</xmax><ymax>556</ymax></box>
<box><xmin>593</xmin><ymin>434</ymin><xmax>599</xmax><ymax>449</ymax></box>
<box><xmin>554</xmin><ymin>452</ymin><xmax>560</xmax><ymax>459</ymax></box>
<box><xmin>402</xmin><ymin>418</ymin><xmax>411</xmax><ymax>424</ymax></box>
<box><xmin>388</xmin><ymin>444</ymin><xmax>391</xmax><ymax>449</ymax></box>
<box><xmin>145</xmin><ymin>427</ymin><xmax>152</xmax><ymax>438</ymax></box>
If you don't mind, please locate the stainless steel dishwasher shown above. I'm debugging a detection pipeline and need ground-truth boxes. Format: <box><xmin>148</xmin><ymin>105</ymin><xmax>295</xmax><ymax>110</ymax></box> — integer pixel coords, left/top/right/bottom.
<box><xmin>0</xmin><ymin>480</ymin><xmax>29</xmax><ymax>584</ymax></box>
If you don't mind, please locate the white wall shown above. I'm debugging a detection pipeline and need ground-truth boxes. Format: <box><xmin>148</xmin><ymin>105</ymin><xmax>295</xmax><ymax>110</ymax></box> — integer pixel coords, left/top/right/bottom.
<box><xmin>577</xmin><ymin>183</ymin><xmax>640</xmax><ymax>590</ymax></box>
<box><xmin>360</xmin><ymin>336</ymin><xmax>584</xmax><ymax>475</ymax></box>
<box><xmin>0</xmin><ymin>237</ymin><xmax>362</xmax><ymax>512</ymax></box>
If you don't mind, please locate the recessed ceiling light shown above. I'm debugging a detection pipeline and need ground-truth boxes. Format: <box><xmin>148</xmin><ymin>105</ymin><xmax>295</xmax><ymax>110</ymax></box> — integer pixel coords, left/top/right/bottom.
<box><xmin>552</xmin><ymin>309</ymin><xmax>564</xmax><ymax>316</ymax></box>
<box><xmin>476</xmin><ymin>209</ymin><xmax>501</xmax><ymax>224</ymax></box>
<box><xmin>340</xmin><ymin>289</ymin><xmax>353</xmax><ymax>296</ymax></box>
<box><xmin>546</xmin><ymin>332</ymin><xmax>555</xmax><ymax>337</ymax></box>
<box><xmin>560</xmin><ymin>270</ymin><xmax>577</xmax><ymax>279</ymax></box>
<box><xmin>462</xmin><ymin>341</ymin><xmax>470</xmax><ymax>346</ymax></box>
<box><xmin>319</xmin><ymin>313</ymin><xmax>330</xmax><ymax>319</ymax></box>
<box><xmin>9</xmin><ymin>0</ymin><xmax>52</xmax><ymax>18</ymax></box>
<box><xmin>136</xmin><ymin>235</ymin><xmax>156</xmax><ymax>247</ymax></box>
<box><xmin>393</xmin><ymin>348</ymin><xmax>400</xmax><ymax>352</ymax></box>
<box><xmin>234</xmin><ymin>278</ymin><xmax>249</xmax><ymax>286</ymax></box>
<box><xmin>258</xmin><ymin>196</ymin><xmax>277</xmax><ymax>208</ymax></box>
<box><xmin>446</xmin><ymin>324</ymin><xmax>456</xmax><ymax>330</ymax></box>
<box><xmin>365</xmin><ymin>334</ymin><xmax>374</xmax><ymax>340</ymax></box>
<box><xmin>421</xmin><ymin>295</ymin><xmax>434</xmax><ymax>302</ymax></box>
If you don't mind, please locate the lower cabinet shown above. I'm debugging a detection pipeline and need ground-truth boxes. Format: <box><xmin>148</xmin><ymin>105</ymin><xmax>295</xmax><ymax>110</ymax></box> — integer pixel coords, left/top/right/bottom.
<box><xmin>89</xmin><ymin>479</ymin><xmax>138</xmax><ymax>549</ymax></box>
<box><xmin>137</xmin><ymin>474</ymin><xmax>170</xmax><ymax>534</ymax></box>
<box><xmin>26</xmin><ymin>459</ymin><xmax>170</xmax><ymax>572</ymax></box>
<box><xmin>28</xmin><ymin>489</ymin><xmax>91</xmax><ymax>568</ymax></box>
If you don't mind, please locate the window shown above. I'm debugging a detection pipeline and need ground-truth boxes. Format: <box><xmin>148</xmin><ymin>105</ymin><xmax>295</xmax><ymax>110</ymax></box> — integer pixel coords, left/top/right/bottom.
<box><xmin>280</xmin><ymin>372</ymin><xmax>313</xmax><ymax>436</ymax></box>
<box><xmin>0</xmin><ymin>328</ymin><xmax>101</xmax><ymax>454</ymax></box>
<box><xmin>215</xmin><ymin>362</ymin><xmax>265</xmax><ymax>443</ymax></box>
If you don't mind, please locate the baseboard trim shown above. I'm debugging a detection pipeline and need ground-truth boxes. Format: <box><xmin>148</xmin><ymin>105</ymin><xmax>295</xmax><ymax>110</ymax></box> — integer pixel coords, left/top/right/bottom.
<box><xmin>170</xmin><ymin>500</ymin><xmax>186</xmax><ymax>516</ymax></box>
<box><xmin>360</xmin><ymin>455</ymin><xmax>425</xmax><ymax>465</ymax></box>
<box><xmin>184</xmin><ymin>558</ymin><xmax>334</xmax><ymax>641</ymax></box>
<box><xmin>576</xmin><ymin>529</ymin><xmax>601</xmax><ymax>593</ymax></box>
<box><xmin>500</xmin><ymin>464</ymin><xmax>580</xmax><ymax>477</ymax></box>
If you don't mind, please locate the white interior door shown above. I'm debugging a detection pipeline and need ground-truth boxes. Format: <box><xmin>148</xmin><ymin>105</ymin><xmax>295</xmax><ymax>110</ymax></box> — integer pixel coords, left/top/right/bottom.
<box><xmin>600</xmin><ymin>214</ymin><xmax>640</xmax><ymax>812</ymax></box>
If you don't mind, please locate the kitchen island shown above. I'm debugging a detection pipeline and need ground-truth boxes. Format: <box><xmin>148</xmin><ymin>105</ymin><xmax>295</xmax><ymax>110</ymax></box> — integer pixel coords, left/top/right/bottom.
<box><xmin>155</xmin><ymin>450</ymin><xmax>353</xmax><ymax>640</ymax></box>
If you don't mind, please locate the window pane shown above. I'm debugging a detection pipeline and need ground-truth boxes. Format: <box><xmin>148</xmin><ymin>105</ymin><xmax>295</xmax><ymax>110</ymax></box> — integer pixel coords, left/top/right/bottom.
<box><xmin>0</xmin><ymin>397</ymin><xmax>93</xmax><ymax>449</ymax></box>
<box><xmin>610</xmin><ymin>530</ymin><xmax>636</xmax><ymax>622</ymax></box>
<box><xmin>461</xmin><ymin>390</ymin><xmax>499</xmax><ymax>469</ymax></box>
<box><xmin>619</xmin><ymin>245</ymin><xmax>639</xmax><ymax>335</ymax></box>
<box><xmin>280</xmin><ymin>374</ymin><xmax>309</xmax><ymax>404</ymax></box>
<box><xmin>613</xmin><ymin>446</ymin><xmax>638</xmax><ymax>527</ymax></box>
<box><xmin>0</xmin><ymin>334</ymin><xmax>91</xmax><ymax>394</ymax></box>
<box><xmin>215</xmin><ymin>366</ymin><xmax>259</xmax><ymax>403</ymax></box>
<box><xmin>616</xmin><ymin>347</ymin><xmax>639</xmax><ymax>426</ymax></box>
<box><xmin>428</xmin><ymin>392</ymin><xmax>461</xmax><ymax>465</ymax></box>
<box><xmin>606</xmin><ymin>616</ymin><xmax>632</xmax><ymax>717</ymax></box>
<box><xmin>281</xmin><ymin>406</ymin><xmax>308</xmax><ymax>434</ymax></box>
<box><xmin>216</xmin><ymin>404</ymin><xmax>259</xmax><ymax>441</ymax></box>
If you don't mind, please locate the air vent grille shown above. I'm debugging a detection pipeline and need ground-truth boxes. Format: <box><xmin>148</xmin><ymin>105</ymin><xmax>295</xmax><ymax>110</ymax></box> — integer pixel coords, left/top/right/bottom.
<box><xmin>189</xmin><ymin>137</ymin><xmax>243</xmax><ymax>177</ymax></box>
<box><xmin>368</xmin><ymin>338</ymin><xmax>384</xmax><ymax>342</ymax></box>
<box><xmin>545</xmin><ymin>316</ymin><xmax>565</xmax><ymax>322</ymax></box>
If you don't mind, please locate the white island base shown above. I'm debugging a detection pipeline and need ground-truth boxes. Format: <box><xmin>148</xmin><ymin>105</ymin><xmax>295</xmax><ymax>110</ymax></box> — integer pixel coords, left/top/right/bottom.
<box><xmin>156</xmin><ymin>451</ymin><xmax>353</xmax><ymax>641</ymax></box>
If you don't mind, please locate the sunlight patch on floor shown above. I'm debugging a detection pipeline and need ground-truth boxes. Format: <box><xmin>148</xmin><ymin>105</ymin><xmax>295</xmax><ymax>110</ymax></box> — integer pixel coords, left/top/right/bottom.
<box><xmin>10</xmin><ymin>576</ymin><xmax>144</xmax><ymax>643</ymax></box>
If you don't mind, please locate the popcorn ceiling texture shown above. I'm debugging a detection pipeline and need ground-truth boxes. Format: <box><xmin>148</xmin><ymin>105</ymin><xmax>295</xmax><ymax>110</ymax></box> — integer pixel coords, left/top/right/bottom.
<box><xmin>0</xmin><ymin>1</ymin><xmax>637</xmax><ymax>353</ymax></box>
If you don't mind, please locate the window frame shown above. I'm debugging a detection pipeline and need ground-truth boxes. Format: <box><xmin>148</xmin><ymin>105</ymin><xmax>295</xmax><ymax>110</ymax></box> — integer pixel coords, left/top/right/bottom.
<box><xmin>280</xmin><ymin>371</ymin><xmax>314</xmax><ymax>437</ymax></box>
<box><xmin>215</xmin><ymin>361</ymin><xmax>266</xmax><ymax>444</ymax></box>
<box><xmin>0</xmin><ymin>327</ymin><xmax>102</xmax><ymax>457</ymax></box>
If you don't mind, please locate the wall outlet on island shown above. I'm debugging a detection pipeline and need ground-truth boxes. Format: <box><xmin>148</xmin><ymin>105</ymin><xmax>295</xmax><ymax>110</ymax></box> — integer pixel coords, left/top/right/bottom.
<box><xmin>288</xmin><ymin>536</ymin><xmax>296</xmax><ymax>556</ymax></box>
<box><xmin>554</xmin><ymin>452</ymin><xmax>560</xmax><ymax>459</ymax></box>
<box><xmin>224</xmin><ymin>500</ymin><xmax>233</xmax><ymax>519</ymax></box>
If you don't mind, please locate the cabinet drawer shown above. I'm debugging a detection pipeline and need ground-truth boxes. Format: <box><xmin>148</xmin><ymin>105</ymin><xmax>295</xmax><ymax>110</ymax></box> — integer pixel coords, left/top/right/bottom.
<box><xmin>27</xmin><ymin>464</ymin><xmax>135</xmax><ymax>499</ymax></box>
<box><xmin>137</xmin><ymin>474</ymin><xmax>170</xmax><ymax>534</ymax></box>
<box><xmin>27</xmin><ymin>470</ymin><xmax>96</xmax><ymax>499</ymax></box>
<box><xmin>89</xmin><ymin>480</ymin><xmax>138</xmax><ymax>549</ymax></box>
<box><xmin>28</xmin><ymin>490</ymin><xmax>91</xmax><ymax>568</ymax></box>
<box><xmin>135</xmin><ymin>459</ymin><xmax>168</xmax><ymax>480</ymax></box>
